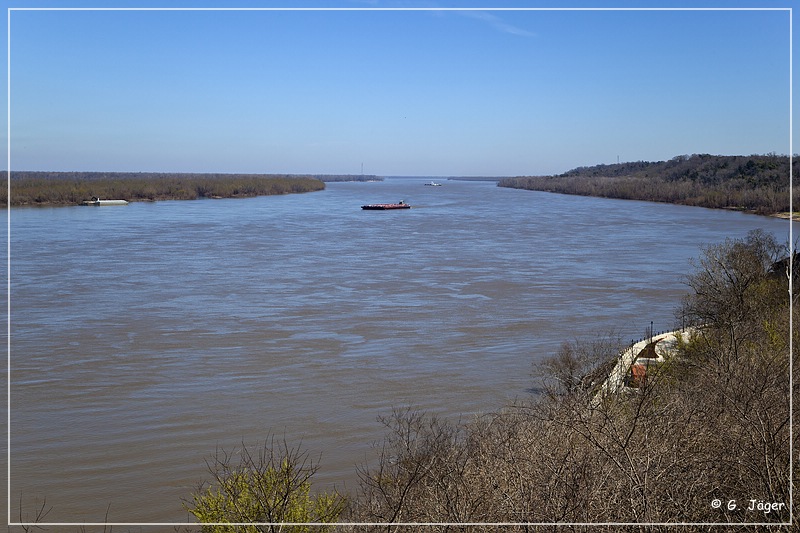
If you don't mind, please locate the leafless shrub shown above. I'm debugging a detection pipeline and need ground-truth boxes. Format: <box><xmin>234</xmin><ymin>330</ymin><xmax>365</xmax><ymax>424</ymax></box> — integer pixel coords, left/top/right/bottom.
<box><xmin>349</xmin><ymin>232</ymin><xmax>796</xmax><ymax>531</ymax></box>
<box><xmin>533</xmin><ymin>332</ymin><xmax>625</xmax><ymax>399</ymax></box>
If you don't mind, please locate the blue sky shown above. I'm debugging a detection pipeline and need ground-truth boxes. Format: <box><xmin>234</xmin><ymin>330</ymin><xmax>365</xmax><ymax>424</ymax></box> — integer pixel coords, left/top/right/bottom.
<box><xmin>3</xmin><ymin>1</ymin><xmax>796</xmax><ymax>176</ymax></box>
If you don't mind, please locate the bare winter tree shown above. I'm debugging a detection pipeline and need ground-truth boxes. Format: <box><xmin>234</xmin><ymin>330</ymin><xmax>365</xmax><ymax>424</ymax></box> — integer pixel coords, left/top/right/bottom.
<box><xmin>349</xmin><ymin>230</ymin><xmax>796</xmax><ymax>531</ymax></box>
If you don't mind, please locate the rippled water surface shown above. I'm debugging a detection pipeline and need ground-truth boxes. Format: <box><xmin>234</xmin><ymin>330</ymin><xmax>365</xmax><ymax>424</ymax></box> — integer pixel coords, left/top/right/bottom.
<box><xmin>8</xmin><ymin>178</ymin><xmax>797</xmax><ymax>522</ymax></box>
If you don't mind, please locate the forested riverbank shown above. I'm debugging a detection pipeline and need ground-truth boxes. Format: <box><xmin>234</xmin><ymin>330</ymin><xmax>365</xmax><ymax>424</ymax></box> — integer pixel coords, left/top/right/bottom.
<box><xmin>1</xmin><ymin>171</ymin><xmax>327</xmax><ymax>206</ymax></box>
<box><xmin>499</xmin><ymin>154</ymin><xmax>798</xmax><ymax>217</ymax></box>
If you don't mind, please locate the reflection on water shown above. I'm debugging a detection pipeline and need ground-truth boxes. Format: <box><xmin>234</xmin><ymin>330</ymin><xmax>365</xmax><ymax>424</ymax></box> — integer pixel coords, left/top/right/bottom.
<box><xmin>9</xmin><ymin>178</ymin><xmax>796</xmax><ymax>522</ymax></box>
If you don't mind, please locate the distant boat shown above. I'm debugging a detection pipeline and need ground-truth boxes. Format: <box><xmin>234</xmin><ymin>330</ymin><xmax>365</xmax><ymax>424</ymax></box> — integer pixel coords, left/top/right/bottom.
<box><xmin>81</xmin><ymin>197</ymin><xmax>129</xmax><ymax>206</ymax></box>
<box><xmin>361</xmin><ymin>201</ymin><xmax>411</xmax><ymax>210</ymax></box>
<box><xmin>424</xmin><ymin>181</ymin><xmax>442</xmax><ymax>186</ymax></box>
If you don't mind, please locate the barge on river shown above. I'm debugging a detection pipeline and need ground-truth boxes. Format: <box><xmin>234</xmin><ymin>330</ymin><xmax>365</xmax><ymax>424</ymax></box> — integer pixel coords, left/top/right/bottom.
<box><xmin>361</xmin><ymin>201</ymin><xmax>411</xmax><ymax>210</ymax></box>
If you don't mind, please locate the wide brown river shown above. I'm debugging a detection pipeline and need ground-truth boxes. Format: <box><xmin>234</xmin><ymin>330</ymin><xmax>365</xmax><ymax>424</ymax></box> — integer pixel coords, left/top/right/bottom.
<box><xmin>6</xmin><ymin>177</ymin><xmax>797</xmax><ymax>524</ymax></box>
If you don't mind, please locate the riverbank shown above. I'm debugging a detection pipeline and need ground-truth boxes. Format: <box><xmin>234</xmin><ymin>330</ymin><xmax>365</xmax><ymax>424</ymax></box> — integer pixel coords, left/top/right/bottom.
<box><xmin>498</xmin><ymin>153</ymin><xmax>798</xmax><ymax>217</ymax></box>
<box><xmin>772</xmin><ymin>211</ymin><xmax>800</xmax><ymax>222</ymax></box>
<box><xmin>1</xmin><ymin>171</ymin><xmax>327</xmax><ymax>207</ymax></box>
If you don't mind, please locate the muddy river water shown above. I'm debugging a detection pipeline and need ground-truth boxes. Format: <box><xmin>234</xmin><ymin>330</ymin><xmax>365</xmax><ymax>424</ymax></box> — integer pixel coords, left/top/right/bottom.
<box><xmin>7</xmin><ymin>177</ymin><xmax>796</xmax><ymax>523</ymax></box>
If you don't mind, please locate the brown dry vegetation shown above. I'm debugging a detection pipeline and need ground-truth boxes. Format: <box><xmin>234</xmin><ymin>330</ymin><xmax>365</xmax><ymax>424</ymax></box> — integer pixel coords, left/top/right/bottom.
<box><xmin>1</xmin><ymin>171</ymin><xmax>325</xmax><ymax>206</ymax></box>
<box><xmin>345</xmin><ymin>229</ymin><xmax>796</xmax><ymax>531</ymax></box>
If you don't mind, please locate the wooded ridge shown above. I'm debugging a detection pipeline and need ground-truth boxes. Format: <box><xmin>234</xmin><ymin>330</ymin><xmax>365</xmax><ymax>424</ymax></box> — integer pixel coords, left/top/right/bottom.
<box><xmin>499</xmin><ymin>154</ymin><xmax>797</xmax><ymax>215</ymax></box>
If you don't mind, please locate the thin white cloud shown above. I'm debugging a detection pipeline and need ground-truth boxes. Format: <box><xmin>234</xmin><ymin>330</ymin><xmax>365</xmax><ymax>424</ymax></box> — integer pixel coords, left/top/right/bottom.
<box><xmin>350</xmin><ymin>1</ymin><xmax>536</xmax><ymax>37</ymax></box>
<box><xmin>459</xmin><ymin>10</ymin><xmax>536</xmax><ymax>37</ymax></box>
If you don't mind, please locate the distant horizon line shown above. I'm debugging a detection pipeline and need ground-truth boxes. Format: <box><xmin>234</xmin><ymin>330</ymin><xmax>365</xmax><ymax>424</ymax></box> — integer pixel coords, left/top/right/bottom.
<box><xmin>3</xmin><ymin>152</ymin><xmax>795</xmax><ymax>180</ymax></box>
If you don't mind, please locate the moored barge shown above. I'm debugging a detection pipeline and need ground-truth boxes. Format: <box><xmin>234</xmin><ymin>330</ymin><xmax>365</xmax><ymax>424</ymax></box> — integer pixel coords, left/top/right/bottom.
<box><xmin>81</xmin><ymin>197</ymin><xmax>129</xmax><ymax>206</ymax></box>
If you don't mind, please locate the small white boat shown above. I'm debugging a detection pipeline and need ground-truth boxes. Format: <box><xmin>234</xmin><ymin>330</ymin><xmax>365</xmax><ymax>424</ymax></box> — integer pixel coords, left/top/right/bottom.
<box><xmin>424</xmin><ymin>181</ymin><xmax>442</xmax><ymax>186</ymax></box>
<box><xmin>81</xmin><ymin>197</ymin><xmax>129</xmax><ymax>206</ymax></box>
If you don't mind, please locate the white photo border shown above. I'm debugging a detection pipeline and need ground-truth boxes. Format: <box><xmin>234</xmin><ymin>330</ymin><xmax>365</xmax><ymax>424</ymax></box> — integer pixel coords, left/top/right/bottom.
<box><xmin>5</xmin><ymin>4</ymin><xmax>794</xmax><ymax>529</ymax></box>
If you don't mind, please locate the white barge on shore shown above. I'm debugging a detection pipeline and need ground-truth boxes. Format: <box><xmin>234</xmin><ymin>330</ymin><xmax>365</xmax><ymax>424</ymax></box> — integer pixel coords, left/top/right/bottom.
<box><xmin>81</xmin><ymin>197</ymin><xmax>129</xmax><ymax>206</ymax></box>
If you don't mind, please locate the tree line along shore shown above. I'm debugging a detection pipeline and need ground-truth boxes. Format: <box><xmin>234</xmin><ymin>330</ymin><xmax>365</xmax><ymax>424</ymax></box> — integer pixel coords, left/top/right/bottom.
<box><xmin>4</xmin><ymin>154</ymin><xmax>796</xmax><ymax>215</ymax></box>
<box><xmin>0</xmin><ymin>172</ymin><xmax>380</xmax><ymax>207</ymax></box>
<box><xmin>499</xmin><ymin>153</ymin><xmax>798</xmax><ymax>217</ymax></box>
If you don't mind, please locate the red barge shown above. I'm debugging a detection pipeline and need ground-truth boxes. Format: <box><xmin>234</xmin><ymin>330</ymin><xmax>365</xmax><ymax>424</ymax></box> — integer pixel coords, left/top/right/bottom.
<box><xmin>361</xmin><ymin>201</ymin><xmax>411</xmax><ymax>210</ymax></box>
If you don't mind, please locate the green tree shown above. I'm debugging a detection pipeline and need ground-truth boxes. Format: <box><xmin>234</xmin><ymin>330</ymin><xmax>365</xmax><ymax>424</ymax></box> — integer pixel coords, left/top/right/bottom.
<box><xmin>187</xmin><ymin>438</ymin><xmax>345</xmax><ymax>533</ymax></box>
<box><xmin>680</xmin><ymin>229</ymin><xmax>786</xmax><ymax>362</ymax></box>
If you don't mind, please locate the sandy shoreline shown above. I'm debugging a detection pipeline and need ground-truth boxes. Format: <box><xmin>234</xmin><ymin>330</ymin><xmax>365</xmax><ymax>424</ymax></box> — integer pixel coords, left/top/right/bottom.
<box><xmin>771</xmin><ymin>212</ymin><xmax>800</xmax><ymax>222</ymax></box>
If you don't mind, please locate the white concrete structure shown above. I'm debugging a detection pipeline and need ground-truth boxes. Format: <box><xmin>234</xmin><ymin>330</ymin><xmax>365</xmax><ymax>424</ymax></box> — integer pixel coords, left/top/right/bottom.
<box><xmin>592</xmin><ymin>328</ymin><xmax>697</xmax><ymax>406</ymax></box>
